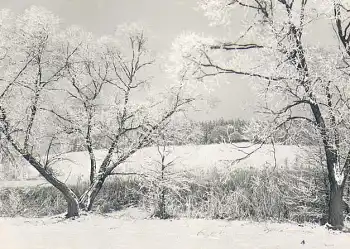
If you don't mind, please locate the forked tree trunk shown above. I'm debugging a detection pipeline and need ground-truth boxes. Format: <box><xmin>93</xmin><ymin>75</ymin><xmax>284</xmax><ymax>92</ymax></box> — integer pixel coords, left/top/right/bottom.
<box><xmin>79</xmin><ymin>174</ymin><xmax>107</xmax><ymax>211</ymax></box>
<box><xmin>328</xmin><ymin>181</ymin><xmax>345</xmax><ymax>229</ymax></box>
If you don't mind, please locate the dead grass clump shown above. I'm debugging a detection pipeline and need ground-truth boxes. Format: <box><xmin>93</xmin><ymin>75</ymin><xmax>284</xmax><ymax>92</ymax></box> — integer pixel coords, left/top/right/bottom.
<box><xmin>0</xmin><ymin>186</ymin><xmax>65</xmax><ymax>217</ymax></box>
<box><xmin>0</xmin><ymin>178</ymin><xmax>143</xmax><ymax>217</ymax></box>
<box><xmin>0</xmin><ymin>166</ymin><xmax>338</xmax><ymax>224</ymax></box>
<box><xmin>143</xmin><ymin>167</ymin><xmax>329</xmax><ymax>223</ymax></box>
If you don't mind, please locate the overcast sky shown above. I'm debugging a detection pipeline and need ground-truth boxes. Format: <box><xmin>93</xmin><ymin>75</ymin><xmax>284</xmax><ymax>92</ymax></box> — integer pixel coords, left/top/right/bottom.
<box><xmin>0</xmin><ymin>0</ymin><xmax>337</xmax><ymax>121</ymax></box>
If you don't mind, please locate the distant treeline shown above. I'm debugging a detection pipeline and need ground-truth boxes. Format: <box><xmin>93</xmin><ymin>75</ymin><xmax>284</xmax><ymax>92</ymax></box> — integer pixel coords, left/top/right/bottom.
<box><xmin>67</xmin><ymin>118</ymin><xmax>319</xmax><ymax>150</ymax></box>
<box><xmin>196</xmin><ymin>118</ymin><xmax>317</xmax><ymax>146</ymax></box>
<box><xmin>197</xmin><ymin>118</ymin><xmax>249</xmax><ymax>144</ymax></box>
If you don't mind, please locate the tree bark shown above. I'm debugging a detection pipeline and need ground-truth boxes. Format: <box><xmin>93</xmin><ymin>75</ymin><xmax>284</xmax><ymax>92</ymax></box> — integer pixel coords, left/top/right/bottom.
<box><xmin>79</xmin><ymin>174</ymin><xmax>107</xmax><ymax>211</ymax></box>
<box><xmin>65</xmin><ymin>192</ymin><xmax>80</xmax><ymax>218</ymax></box>
<box><xmin>324</xmin><ymin>148</ymin><xmax>346</xmax><ymax>229</ymax></box>
<box><xmin>157</xmin><ymin>188</ymin><xmax>166</xmax><ymax>219</ymax></box>
<box><xmin>39</xmin><ymin>173</ymin><xmax>80</xmax><ymax>218</ymax></box>
<box><xmin>19</xmin><ymin>153</ymin><xmax>81</xmax><ymax>218</ymax></box>
<box><xmin>328</xmin><ymin>181</ymin><xmax>345</xmax><ymax>229</ymax></box>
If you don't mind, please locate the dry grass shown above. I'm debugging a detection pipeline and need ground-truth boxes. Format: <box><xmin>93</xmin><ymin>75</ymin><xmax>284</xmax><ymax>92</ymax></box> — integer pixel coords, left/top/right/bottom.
<box><xmin>0</xmin><ymin>165</ymin><xmax>339</xmax><ymax>224</ymax></box>
<box><xmin>172</xmin><ymin>167</ymin><xmax>329</xmax><ymax>223</ymax></box>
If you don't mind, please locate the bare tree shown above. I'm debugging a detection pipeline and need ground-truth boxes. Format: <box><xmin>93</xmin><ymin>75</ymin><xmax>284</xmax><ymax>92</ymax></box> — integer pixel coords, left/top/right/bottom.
<box><xmin>169</xmin><ymin>0</ymin><xmax>350</xmax><ymax>229</ymax></box>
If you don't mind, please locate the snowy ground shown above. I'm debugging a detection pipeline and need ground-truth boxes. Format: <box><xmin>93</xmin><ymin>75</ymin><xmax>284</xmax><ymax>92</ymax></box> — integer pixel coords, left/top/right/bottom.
<box><xmin>0</xmin><ymin>208</ymin><xmax>349</xmax><ymax>249</ymax></box>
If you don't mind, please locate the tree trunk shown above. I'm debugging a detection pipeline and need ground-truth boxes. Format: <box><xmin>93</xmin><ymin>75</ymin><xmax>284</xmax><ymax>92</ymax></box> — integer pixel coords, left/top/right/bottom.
<box><xmin>19</xmin><ymin>154</ymin><xmax>81</xmax><ymax>218</ymax></box>
<box><xmin>44</xmin><ymin>178</ymin><xmax>80</xmax><ymax>218</ymax></box>
<box><xmin>31</xmin><ymin>171</ymin><xmax>80</xmax><ymax>218</ymax></box>
<box><xmin>79</xmin><ymin>174</ymin><xmax>107</xmax><ymax>211</ymax></box>
<box><xmin>31</xmin><ymin>172</ymin><xmax>80</xmax><ymax>218</ymax></box>
<box><xmin>157</xmin><ymin>188</ymin><xmax>167</xmax><ymax>219</ymax></box>
<box><xmin>65</xmin><ymin>195</ymin><xmax>80</xmax><ymax>218</ymax></box>
<box><xmin>322</xmin><ymin>142</ymin><xmax>346</xmax><ymax>230</ymax></box>
<box><xmin>328</xmin><ymin>182</ymin><xmax>344</xmax><ymax>229</ymax></box>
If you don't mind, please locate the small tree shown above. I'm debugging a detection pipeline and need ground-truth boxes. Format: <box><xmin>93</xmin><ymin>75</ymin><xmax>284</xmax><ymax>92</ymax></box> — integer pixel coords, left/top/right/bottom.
<box><xmin>140</xmin><ymin>115</ymin><xmax>199</xmax><ymax>218</ymax></box>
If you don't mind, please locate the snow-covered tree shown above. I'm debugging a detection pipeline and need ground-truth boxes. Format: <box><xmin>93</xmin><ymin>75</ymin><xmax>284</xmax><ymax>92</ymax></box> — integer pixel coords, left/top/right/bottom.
<box><xmin>139</xmin><ymin>114</ymin><xmax>199</xmax><ymax>219</ymax></box>
<box><xmin>0</xmin><ymin>7</ymin><xmax>194</xmax><ymax>217</ymax></box>
<box><xmin>169</xmin><ymin>0</ymin><xmax>350</xmax><ymax>229</ymax></box>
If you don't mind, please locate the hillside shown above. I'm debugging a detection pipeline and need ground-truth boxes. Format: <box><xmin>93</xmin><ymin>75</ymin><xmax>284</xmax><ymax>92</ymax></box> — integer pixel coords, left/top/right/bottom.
<box><xmin>0</xmin><ymin>143</ymin><xmax>313</xmax><ymax>187</ymax></box>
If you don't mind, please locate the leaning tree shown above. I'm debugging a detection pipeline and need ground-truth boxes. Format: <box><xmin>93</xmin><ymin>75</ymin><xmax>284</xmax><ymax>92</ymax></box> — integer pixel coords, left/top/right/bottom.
<box><xmin>0</xmin><ymin>7</ymin><xmax>194</xmax><ymax>217</ymax></box>
<box><xmin>169</xmin><ymin>0</ymin><xmax>350</xmax><ymax>229</ymax></box>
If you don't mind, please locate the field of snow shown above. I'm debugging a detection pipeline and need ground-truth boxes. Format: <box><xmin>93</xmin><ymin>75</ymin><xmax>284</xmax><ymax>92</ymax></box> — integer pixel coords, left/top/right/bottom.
<box><xmin>0</xmin><ymin>143</ymin><xmax>312</xmax><ymax>187</ymax></box>
<box><xmin>1</xmin><ymin>208</ymin><xmax>349</xmax><ymax>249</ymax></box>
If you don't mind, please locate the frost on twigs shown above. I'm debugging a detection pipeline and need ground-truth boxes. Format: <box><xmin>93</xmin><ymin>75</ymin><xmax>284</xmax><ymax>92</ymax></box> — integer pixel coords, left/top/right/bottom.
<box><xmin>168</xmin><ymin>32</ymin><xmax>215</xmax><ymax>80</ymax></box>
<box><xmin>115</xmin><ymin>22</ymin><xmax>146</xmax><ymax>38</ymax></box>
<box><xmin>15</xmin><ymin>6</ymin><xmax>60</xmax><ymax>46</ymax></box>
<box><xmin>197</xmin><ymin>0</ymin><xmax>235</xmax><ymax>26</ymax></box>
<box><xmin>168</xmin><ymin>31</ymin><xmax>239</xmax><ymax>93</ymax></box>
